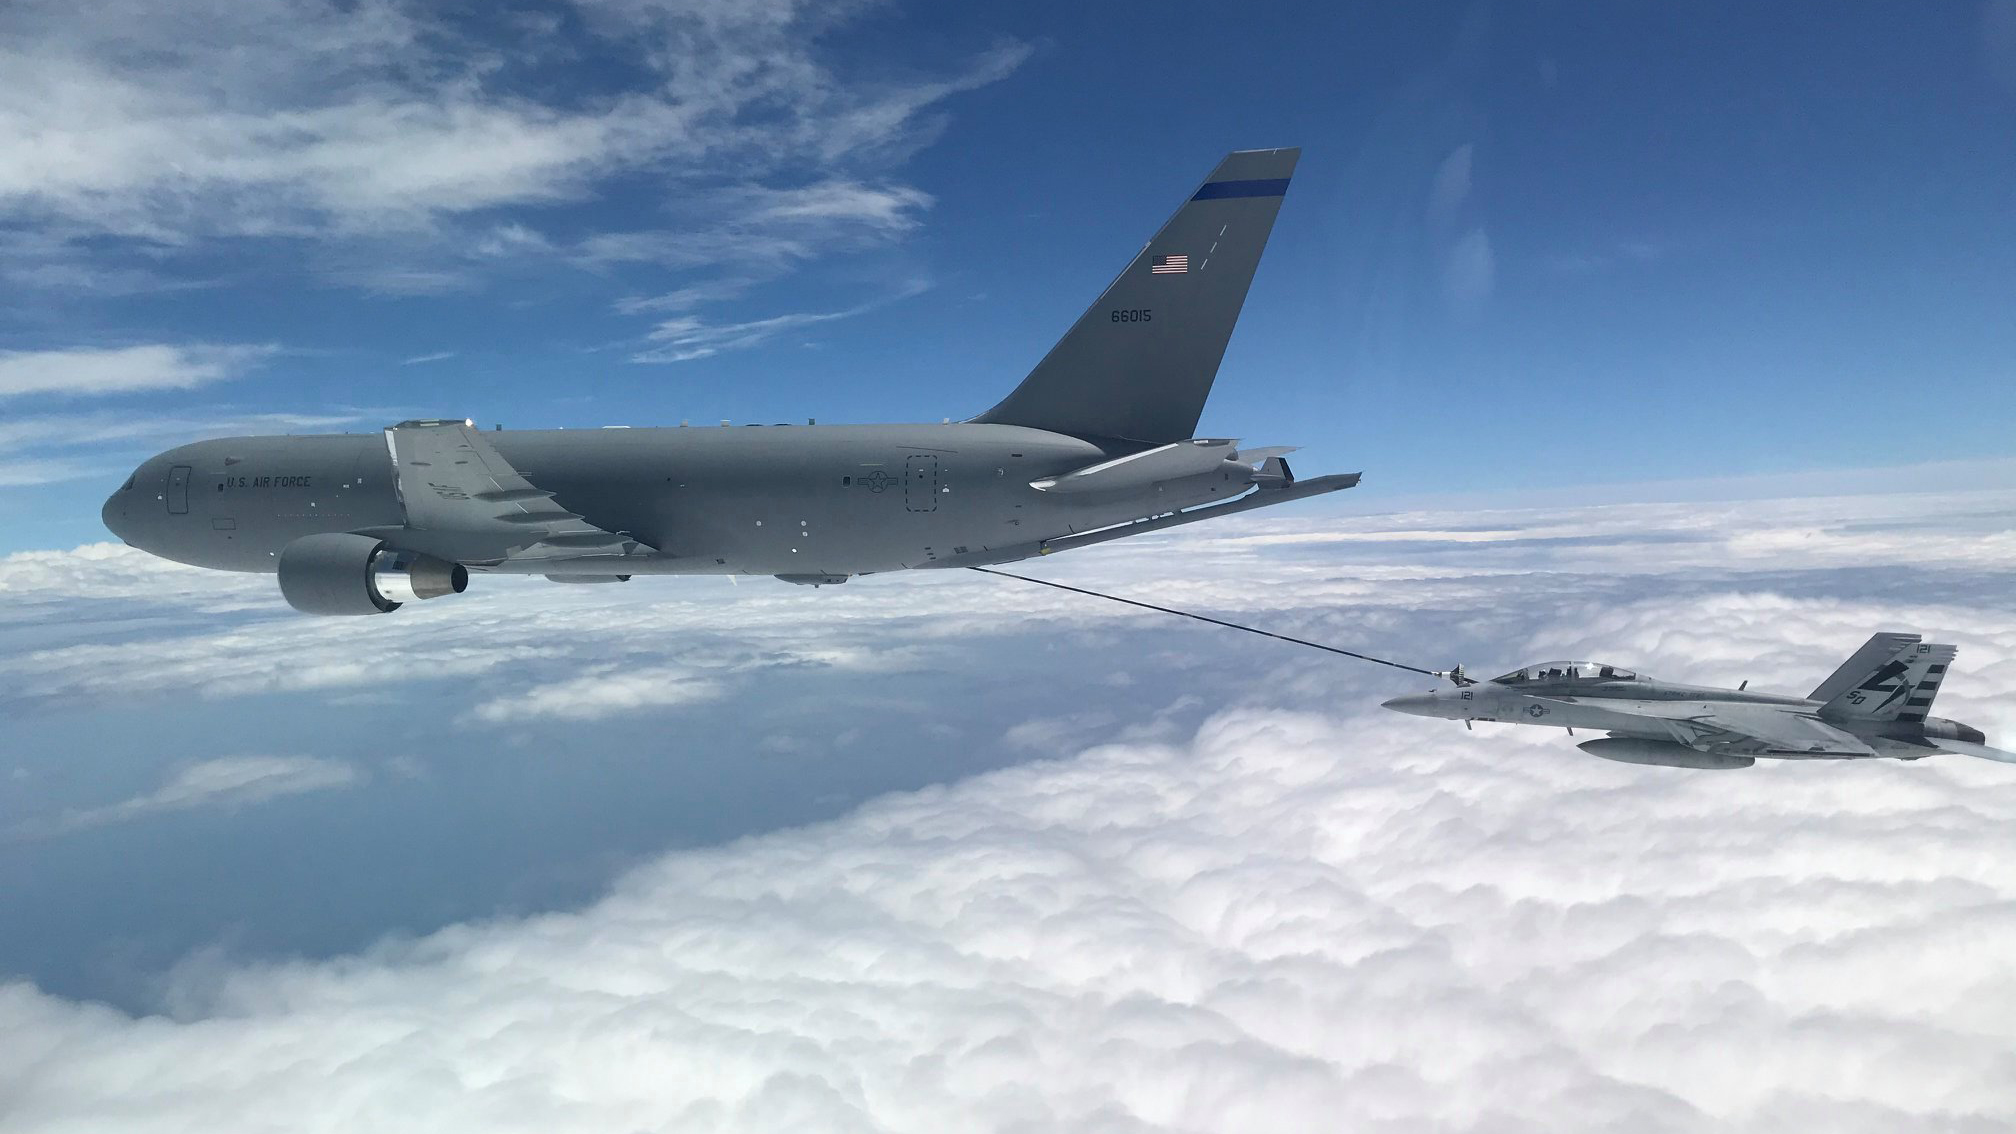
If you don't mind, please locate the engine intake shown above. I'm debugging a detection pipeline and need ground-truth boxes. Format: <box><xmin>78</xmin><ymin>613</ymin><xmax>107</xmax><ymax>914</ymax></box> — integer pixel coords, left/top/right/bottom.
<box><xmin>277</xmin><ymin>533</ymin><xmax>467</xmax><ymax>615</ymax></box>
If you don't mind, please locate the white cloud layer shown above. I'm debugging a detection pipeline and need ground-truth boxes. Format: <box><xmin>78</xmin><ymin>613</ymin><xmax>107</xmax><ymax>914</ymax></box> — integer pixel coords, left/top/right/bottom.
<box><xmin>2</xmin><ymin>702</ymin><xmax>2013</xmax><ymax>1129</ymax></box>
<box><xmin>465</xmin><ymin>665</ymin><xmax>723</xmax><ymax>724</ymax></box>
<box><xmin>2</xmin><ymin>487</ymin><xmax>2014</xmax><ymax>1129</ymax></box>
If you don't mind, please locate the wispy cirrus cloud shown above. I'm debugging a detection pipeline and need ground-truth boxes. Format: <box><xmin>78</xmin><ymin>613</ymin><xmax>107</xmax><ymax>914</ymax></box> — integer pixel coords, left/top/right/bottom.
<box><xmin>0</xmin><ymin>457</ymin><xmax>104</xmax><ymax>488</ymax></box>
<box><xmin>745</xmin><ymin>181</ymin><xmax>937</xmax><ymax>231</ymax></box>
<box><xmin>613</xmin><ymin>277</ymin><xmax>762</xmax><ymax>316</ymax></box>
<box><xmin>631</xmin><ymin>279</ymin><xmax>929</xmax><ymax>363</ymax></box>
<box><xmin>632</xmin><ymin>307</ymin><xmax>870</xmax><ymax>364</ymax></box>
<box><xmin>1444</xmin><ymin>227</ymin><xmax>1494</xmax><ymax>306</ymax></box>
<box><xmin>0</xmin><ymin>344</ymin><xmax>278</xmax><ymax>400</ymax></box>
<box><xmin>1427</xmin><ymin>143</ymin><xmax>1493</xmax><ymax>309</ymax></box>
<box><xmin>590</xmin><ymin>179</ymin><xmax>940</xmax><ymax>333</ymax></box>
<box><xmin>0</xmin><ymin>0</ymin><xmax>1025</xmax><ymax>303</ymax></box>
<box><xmin>0</xmin><ymin>410</ymin><xmax>358</xmax><ymax>452</ymax></box>
<box><xmin>9</xmin><ymin>755</ymin><xmax>361</xmax><ymax>840</ymax></box>
<box><xmin>0</xmin><ymin>407</ymin><xmax>363</xmax><ymax>489</ymax></box>
<box><xmin>576</xmin><ymin>181</ymin><xmax>938</xmax><ymax>286</ymax></box>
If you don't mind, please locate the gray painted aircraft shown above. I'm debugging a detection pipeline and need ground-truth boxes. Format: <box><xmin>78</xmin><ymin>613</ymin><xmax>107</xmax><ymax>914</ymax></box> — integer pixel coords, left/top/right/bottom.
<box><xmin>1382</xmin><ymin>633</ymin><xmax>2015</xmax><ymax>769</ymax></box>
<box><xmin>101</xmin><ymin>148</ymin><xmax>1357</xmax><ymax>615</ymax></box>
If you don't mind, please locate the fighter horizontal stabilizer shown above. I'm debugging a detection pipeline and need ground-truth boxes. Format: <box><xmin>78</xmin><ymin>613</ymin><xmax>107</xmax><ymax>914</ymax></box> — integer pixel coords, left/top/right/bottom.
<box><xmin>378</xmin><ymin>420</ymin><xmax>656</xmax><ymax>565</ymax></box>
<box><xmin>1030</xmin><ymin>438</ymin><xmax>1240</xmax><ymax>494</ymax></box>
<box><xmin>1943</xmin><ymin>740</ymin><xmax>2016</xmax><ymax>764</ymax></box>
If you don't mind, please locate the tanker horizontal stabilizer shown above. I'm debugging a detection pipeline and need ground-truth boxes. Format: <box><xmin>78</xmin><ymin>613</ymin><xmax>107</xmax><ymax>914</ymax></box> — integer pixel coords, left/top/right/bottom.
<box><xmin>1232</xmin><ymin>445</ymin><xmax>1299</xmax><ymax>466</ymax></box>
<box><xmin>1030</xmin><ymin>438</ymin><xmax>1240</xmax><ymax>494</ymax></box>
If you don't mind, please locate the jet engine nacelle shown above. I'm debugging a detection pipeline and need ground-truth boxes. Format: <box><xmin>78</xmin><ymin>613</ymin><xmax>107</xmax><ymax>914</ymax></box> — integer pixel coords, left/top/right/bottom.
<box><xmin>1577</xmin><ymin>737</ymin><xmax>1754</xmax><ymax>770</ymax></box>
<box><xmin>277</xmin><ymin>533</ymin><xmax>467</xmax><ymax>616</ymax></box>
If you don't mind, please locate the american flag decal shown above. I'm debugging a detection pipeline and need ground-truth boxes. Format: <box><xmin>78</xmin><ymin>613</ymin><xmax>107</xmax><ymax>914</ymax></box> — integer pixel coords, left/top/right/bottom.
<box><xmin>1150</xmin><ymin>253</ymin><xmax>1189</xmax><ymax>274</ymax></box>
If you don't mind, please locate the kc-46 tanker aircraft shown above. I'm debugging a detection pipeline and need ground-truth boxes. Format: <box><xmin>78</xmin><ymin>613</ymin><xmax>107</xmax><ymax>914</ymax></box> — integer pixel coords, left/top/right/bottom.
<box><xmin>101</xmin><ymin>148</ymin><xmax>1351</xmax><ymax>615</ymax></box>
<box><xmin>1382</xmin><ymin>632</ymin><xmax>2015</xmax><ymax>769</ymax></box>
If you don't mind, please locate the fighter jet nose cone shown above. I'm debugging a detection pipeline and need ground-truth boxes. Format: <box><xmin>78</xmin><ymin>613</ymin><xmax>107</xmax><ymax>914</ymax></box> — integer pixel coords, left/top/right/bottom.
<box><xmin>1381</xmin><ymin>693</ymin><xmax>1438</xmax><ymax>717</ymax></box>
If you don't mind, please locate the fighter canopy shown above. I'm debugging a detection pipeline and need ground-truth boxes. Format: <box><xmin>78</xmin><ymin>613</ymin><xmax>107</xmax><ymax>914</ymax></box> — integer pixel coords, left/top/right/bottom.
<box><xmin>1491</xmin><ymin>661</ymin><xmax>1640</xmax><ymax>685</ymax></box>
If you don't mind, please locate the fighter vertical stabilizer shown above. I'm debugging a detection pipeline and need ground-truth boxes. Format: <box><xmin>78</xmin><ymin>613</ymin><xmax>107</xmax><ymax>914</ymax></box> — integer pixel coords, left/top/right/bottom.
<box><xmin>1815</xmin><ymin>636</ymin><xmax>1957</xmax><ymax>723</ymax></box>
<box><xmin>1809</xmin><ymin>632</ymin><xmax>1920</xmax><ymax>703</ymax></box>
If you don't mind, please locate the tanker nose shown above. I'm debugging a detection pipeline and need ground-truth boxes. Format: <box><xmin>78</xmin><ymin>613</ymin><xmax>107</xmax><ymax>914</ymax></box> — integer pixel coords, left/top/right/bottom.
<box><xmin>102</xmin><ymin>485</ymin><xmax>132</xmax><ymax>543</ymax></box>
<box><xmin>102</xmin><ymin>464</ymin><xmax>147</xmax><ymax>545</ymax></box>
<box><xmin>1381</xmin><ymin>692</ymin><xmax>1443</xmax><ymax>718</ymax></box>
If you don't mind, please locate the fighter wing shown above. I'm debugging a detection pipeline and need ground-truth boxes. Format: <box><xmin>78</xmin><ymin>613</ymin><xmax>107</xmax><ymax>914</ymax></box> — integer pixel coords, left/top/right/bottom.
<box><xmin>1635</xmin><ymin>702</ymin><xmax>1877</xmax><ymax>757</ymax></box>
<box><xmin>380</xmin><ymin>419</ymin><xmax>655</xmax><ymax>565</ymax></box>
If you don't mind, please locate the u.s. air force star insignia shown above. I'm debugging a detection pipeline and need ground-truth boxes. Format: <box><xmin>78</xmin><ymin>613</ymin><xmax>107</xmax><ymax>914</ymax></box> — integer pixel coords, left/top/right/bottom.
<box><xmin>858</xmin><ymin>470</ymin><xmax>899</xmax><ymax>493</ymax></box>
<box><xmin>1526</xmin><ymin>703</ymin><xmax>1550</xmax><ymax>718</ymax></box>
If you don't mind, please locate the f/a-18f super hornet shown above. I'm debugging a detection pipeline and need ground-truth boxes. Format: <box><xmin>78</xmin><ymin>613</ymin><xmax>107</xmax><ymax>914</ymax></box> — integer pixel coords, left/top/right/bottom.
<box><xmin>1382</xmin><ymin>633</ymin><xmax>2014</xmax><ymax>769</ymax></box>
<box><xmin>101</xmin><ymin>148</ymin><xmax>1352</xmax><ymax>616</ymax></box>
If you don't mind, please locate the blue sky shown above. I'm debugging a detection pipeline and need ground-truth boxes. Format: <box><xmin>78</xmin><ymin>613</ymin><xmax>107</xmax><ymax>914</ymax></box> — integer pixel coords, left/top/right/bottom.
<box><xmin>2</xmin><ymin>0</ymin><xmax>2013</xmax><ymax>554</ymax></box>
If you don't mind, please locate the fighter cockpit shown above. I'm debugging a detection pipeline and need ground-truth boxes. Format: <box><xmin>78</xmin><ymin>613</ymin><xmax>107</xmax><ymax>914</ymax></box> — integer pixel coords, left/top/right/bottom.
<box><xmin>1491</xmin><ymin>661</ymin><xmax>1639</xmax><ymax>685</ymax></box>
